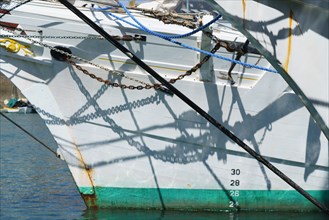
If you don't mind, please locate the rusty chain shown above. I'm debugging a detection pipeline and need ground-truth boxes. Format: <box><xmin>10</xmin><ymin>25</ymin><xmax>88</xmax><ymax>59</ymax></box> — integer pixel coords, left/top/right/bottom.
<box><xmin>67</xmin><ymin>40</ymin><xmax>221</xmax><ymax>90</ymax></box>
<box><xmin>66</xmin><ymin>58</ymin><xmax>161</xmax><ymax>90</ymax></box>
<box><xmin>169</xmin><ymin>41</ymin><xmax>221</xmax><ymax>84</ymax></box>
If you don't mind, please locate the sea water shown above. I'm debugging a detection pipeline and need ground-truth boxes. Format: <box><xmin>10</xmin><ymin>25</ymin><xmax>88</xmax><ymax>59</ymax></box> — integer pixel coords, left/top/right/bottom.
<box><xmin>1</xmin><ymin>114</ymin><xmax>328</xmax><ymax>220</ymax></box>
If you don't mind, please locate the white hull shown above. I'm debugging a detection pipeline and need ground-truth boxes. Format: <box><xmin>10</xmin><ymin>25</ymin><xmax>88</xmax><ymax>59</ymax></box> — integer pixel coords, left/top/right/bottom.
<box><xmin>0</xmin><ymin>0</ymin><xmax>328</xmax><ymax>211</ymax></box>
<box><xmin>211</xmin><ymin>0</ymin><xmax>329</xmax><ymax>137</ymax></box>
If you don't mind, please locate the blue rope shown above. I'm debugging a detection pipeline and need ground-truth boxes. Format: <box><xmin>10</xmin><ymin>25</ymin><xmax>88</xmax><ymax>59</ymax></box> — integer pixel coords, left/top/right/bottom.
<box><xmin>117</xmin><ymin>1</ymin><xmax>222</xmax><ymax>39</ymax></box>
<box><xmin>95</xmin><ymin>4</ymin><xmax>278</xmax><ymax>73</ymax></box>
<box><xmin>96</xmin><ymin>5</ymin><xmax>222</xmax><ymax>40</ymax></box>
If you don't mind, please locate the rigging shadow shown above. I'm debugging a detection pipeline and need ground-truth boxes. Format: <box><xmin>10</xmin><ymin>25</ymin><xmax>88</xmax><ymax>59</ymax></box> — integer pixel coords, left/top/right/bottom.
<box><xmin>211</xmin><ymin>0</ymin><xmax>328</xmax><ymax>60</ymax></box>
<box><xmin>29</xmin><ymin>62</ymin><xmax>327</xmax><ymax>209</ymax></box>
<box><xmin>32</xmin><ymin>65</ymin><xmax>326</xmax><ymax>181</ymax></box>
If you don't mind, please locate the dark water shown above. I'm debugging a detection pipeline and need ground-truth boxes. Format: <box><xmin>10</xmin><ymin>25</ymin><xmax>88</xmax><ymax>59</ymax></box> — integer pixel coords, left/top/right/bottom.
<box><xmin>0</xmin><ymin>114</ymin><xmax>328</xmax><ymax>219</ymax></box>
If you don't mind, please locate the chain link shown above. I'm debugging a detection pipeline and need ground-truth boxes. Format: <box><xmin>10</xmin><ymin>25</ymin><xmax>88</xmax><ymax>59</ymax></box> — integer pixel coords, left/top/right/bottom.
<box><xmin>169</xmin><ymin>41</ymin><xmax>221</xmax><ymax>84</ymax></box>
<box><xmin>0</xmin><ymin>34</ymin><xmax>145</xmax><ymax>41</ymax></box>
<box><xmin>1</xmin><ymin>25</ymin><xmax>219</xmax><ymax>91</ymax></box>
<box><xmin>67</xmin><ymin>59</ymin><xmax>159</xmax><ymax>90</ymax></box>
<box><xmin>0</xmin><ymin>34</ymin><xmax>103</xmax><ymax>40</ymax></box>
<box><xmin>68</xmin><ymin>41</ymin><xmax>222</xmax><ymax>89</ymax></box>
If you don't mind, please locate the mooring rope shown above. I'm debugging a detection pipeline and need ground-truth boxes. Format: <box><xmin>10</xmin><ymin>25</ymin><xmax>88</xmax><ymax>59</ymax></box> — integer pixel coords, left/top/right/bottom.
<box><xmin>0</xmin><ymin>112</ymin><xmax>59</xmax><ymax>158</ymax></box>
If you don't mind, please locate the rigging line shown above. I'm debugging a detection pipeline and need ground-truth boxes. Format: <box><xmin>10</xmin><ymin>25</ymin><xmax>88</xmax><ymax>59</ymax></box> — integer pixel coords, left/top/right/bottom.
<box><xmin>103</xmin><ymin>5</ymin><xmax>278</xmax><ymax>73</ymax></box>
<box><xmin>0</xmin><ymin>112</ymin><xmax>59</xmax><ymax>158</ymax></box>
<box><xmin>58</xmin><ymin>0</ymin><xmax>329</xmax><ymax>214</ymax></box>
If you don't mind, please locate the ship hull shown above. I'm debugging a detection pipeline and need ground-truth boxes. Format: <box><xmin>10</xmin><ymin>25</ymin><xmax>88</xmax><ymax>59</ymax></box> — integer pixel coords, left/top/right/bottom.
<box><xmin>0</xmin><ymin>0</ymin><xmax>328</xmax><ymax>211</ymax></box>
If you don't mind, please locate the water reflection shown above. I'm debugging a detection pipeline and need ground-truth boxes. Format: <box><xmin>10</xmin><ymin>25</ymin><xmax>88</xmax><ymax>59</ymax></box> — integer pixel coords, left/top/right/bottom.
<box><xmin>81</xmin><ymin>208</ymin><xmax>329</xmax><ymax>220</ymax></box>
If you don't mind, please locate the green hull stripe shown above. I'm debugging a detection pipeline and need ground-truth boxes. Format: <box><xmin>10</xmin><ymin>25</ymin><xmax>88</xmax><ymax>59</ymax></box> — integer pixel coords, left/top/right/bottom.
<box><xmin>79</xmin><ymin>187</ymin><xmax>329</xmax><ymax>211</ymax></box>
